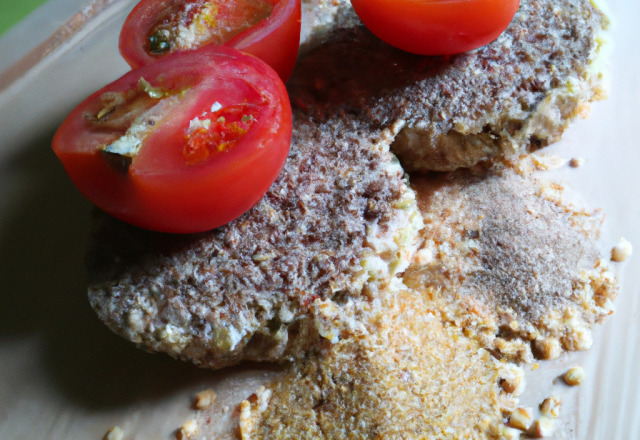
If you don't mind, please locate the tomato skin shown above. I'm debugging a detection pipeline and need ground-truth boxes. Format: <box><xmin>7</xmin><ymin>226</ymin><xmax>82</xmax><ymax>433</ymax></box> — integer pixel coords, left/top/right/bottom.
<box><xmin>119</xmin><ymin>0</ymin><xmax>300</xmax><ymax>82</ymax></box>
<box><xmin>350</xmin><ymin>0</ymin><xmax>520</xmax><ymax>56</ymax></box>
<box><xmin>224</xmin><ymin>0</ymin><xmax>300</xmax><ymax>83</ymax></box>
<box><xmin>53</xmin><ymin>46</ymin><xmax>292</xmax><ymax>233</ymax></box>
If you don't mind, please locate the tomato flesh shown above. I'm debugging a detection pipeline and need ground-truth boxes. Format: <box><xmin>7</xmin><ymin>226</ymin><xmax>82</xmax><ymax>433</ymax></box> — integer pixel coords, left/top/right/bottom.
<box><xmin>120</xmin><ymin>0</ymin><xmax>301</xmax><ymax>82</ymax></box>
<box><xmin>182</xmin><ymin>104</ymin><xmax>259</xmax><ymax>165</ymax></box>
<box><xmin>350</xmin><ymin>0</ymin><xmax>520</xmax><ymax>56</ymax></box>
<box><xmin>53</xmin><ymin>46</ymin><xmax>292</xmax><ymax>233</ymax></box>
<box><xmin>147</xmin><ymin>0</ymin><xmax>274</xmax><ymax>53</ymax></box>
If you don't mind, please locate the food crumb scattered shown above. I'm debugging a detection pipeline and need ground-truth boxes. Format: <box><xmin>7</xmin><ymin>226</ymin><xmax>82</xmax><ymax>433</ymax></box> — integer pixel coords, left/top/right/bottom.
<box><xmin>532</xmin><ymin>415</ymin><xmax>555</xmax><ymax>437</ymax></box>
<box><xmin>413</xmin><ymin>248</ymin><xmax>433</xmax><ymax>265</ymax></box>
<box><xmin>530</xmin><ymin>153</ymin><xmax>568</xmax><ymax>171</ymax></box>
<box><xmin>509</xmin><ymin>407</ymin><xmax>533</xmax><ymax>431</ymax></box>
<box><xmin>500</xmin><ymin>364</ymin><xmax>526</xmax><ymax>396</ymax></box>
<box><xmin>564</xmin><ymin>365</ymin><xmax>586</xmax><ymax>386</ymax></box>
<box><xmin>569</xmin><ymin>157</ymin><xmax>585</xmax><ymax>168</ymax></box>
<box><xmin>499</xmin><ymin>425</ymin><xmax>522</xmax><ymax>439</ymax></box>
<box><xmin>535</xmin><ymin>337</ymin><xmax>562</xmax><ymax>360</ymax></box>
<box><xmin>177</xmin><ymin>419</ymin><xmax>198</xmax><ymax>440</ymax></box>
<box><xmin>540</xmin><ymin>395</ymin><xmax>562</xmax><ymax>418</ymax></box>
<box><xmin>239</xmin><ymin>386</ymin><xmax>272</xmax><ymax>439</ymax></box>
<box><xmin>104</xmin><ymin>426</ymin><xmax>124</xmax><ymax>440</ymax></box>
<box><xmin>194</xmin><ymin>389</ymin><xmax>216</xmax><ymax>410</ymax></box>
<box><xmin>612</xmin><ymin>237</ymin><xmax>632</xmax><ymax>262</ymax></box>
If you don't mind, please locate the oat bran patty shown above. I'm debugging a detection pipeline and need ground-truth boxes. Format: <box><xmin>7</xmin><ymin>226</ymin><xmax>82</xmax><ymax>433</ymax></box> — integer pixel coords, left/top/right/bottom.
<box><xmin>403</xmin><ymin>166</ymin><xmax>617</xmax><ymax>362</ymax></box>
<box><xmin>87</xmin><ymin>112</ymin><xmax>422</xmax><ymax>369</ymax></box>
<box><xmin>290</xmin><ymin>0</ymin><xmax>609</xmax><ymax>171</ymax></box>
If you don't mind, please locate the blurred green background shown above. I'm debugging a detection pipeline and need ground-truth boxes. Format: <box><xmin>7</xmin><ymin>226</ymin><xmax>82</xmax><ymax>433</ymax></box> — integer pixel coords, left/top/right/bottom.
<box><xmin>0</xmin><ymin>0</ymin><xmax>50</xmax><ymax>37</ymax></box>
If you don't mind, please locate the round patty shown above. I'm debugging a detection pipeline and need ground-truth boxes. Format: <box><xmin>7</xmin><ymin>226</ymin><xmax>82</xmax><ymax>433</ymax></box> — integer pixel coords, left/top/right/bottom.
<box><xmin>87</xmin><ymin>112</ymin><xmax>422</xmax><ymax>369</ymax></box>
<box><xmin>289</xmin><ymin>0</ymin><xmax>608</xmax><ymax>171</ymax></box>
<box><xmin>403</xmin><ymin>166</ymin><xmax>618</xmax><ymax>362</ymax></box>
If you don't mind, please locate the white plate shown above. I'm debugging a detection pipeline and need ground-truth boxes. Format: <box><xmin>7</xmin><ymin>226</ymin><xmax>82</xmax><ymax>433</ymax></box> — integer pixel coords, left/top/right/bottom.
<box><xmin>0</xmin><ymin>0</ymin><xmax>638</xmax><ymax>438</ymax></box>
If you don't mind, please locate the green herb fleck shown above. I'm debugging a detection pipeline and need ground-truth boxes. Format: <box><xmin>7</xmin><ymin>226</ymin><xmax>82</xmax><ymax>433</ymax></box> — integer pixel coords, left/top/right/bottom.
<box><xmin>149</xmin><ymin>33</ymin><xmax>171</xmax><ymax>54</ymax></box>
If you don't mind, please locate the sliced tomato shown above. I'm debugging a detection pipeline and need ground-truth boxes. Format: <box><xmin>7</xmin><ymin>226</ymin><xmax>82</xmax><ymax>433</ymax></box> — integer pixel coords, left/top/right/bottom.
<box><xmin>53</xmin><ymin>46</ymin><xmax>292</xmax><ymax>233</ymax></box>
<box><xmin>119</xmin><ymin>0</ymin><xmax>300</xmax><ymax>82</ymax></box>
<box><xmin>350</xmin><ymin>0</ymin><xmax>520</xmax><ymax>56</ymax></box>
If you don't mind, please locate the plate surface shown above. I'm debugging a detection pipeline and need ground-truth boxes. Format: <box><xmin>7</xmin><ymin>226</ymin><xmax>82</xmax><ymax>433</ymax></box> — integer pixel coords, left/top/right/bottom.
<box><xmin>0</xmin><ymin>0</ymin><xmax>638</xmax><ymax>438</ymax></box>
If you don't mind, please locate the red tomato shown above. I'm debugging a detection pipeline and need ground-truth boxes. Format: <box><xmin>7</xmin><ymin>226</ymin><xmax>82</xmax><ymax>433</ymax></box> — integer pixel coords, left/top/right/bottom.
<box><xmin>119</xmin><ymin>0</ymin><xmax>301</xmax><ymax>82</ymax></box>
<box><xmin>52</xmin><ymin>46</ymin><xmax>292</xmax><ymax>233</ymax></box>
<box><xmin>350</xmin><ymin>0</ymin><xmax>520</xmax><ymax>55</ymax></box>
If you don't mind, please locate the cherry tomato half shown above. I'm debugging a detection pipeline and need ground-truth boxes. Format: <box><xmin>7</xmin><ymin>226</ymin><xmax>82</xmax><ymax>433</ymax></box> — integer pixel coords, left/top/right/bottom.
<box><xmin>53</xmin><ymin>46</ymin><xmax>292</xmax><ymax>233</ymax></box>
<box><xmin>350</xmin><ymin>0</ymin><xmax>520</xmax><ymax>56</ymax></box>
<box><xmin>119</xmin><ymin>0</ymin><xmax>301</xmax><ymax>82</ymax></box>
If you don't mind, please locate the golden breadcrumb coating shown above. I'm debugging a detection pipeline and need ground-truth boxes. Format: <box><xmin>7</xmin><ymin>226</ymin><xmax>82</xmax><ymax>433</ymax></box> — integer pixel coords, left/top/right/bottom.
<box><xmin>239</xmin><ymin>289</ymin><xmax>518</xmax><ymax>440</ymax></box>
